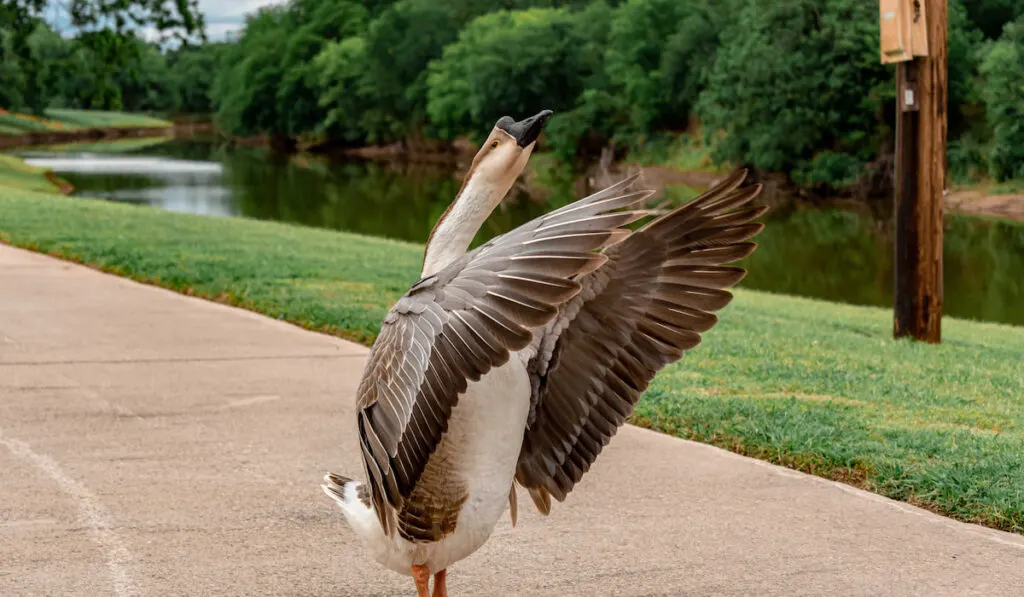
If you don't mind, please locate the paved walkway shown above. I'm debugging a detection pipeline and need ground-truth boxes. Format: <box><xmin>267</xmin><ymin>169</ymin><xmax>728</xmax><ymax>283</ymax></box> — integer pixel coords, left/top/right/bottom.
<box><xmin>2</xmin><ymin>244</ymin><xmax>1023</xmax><ymax>597</ymax></box>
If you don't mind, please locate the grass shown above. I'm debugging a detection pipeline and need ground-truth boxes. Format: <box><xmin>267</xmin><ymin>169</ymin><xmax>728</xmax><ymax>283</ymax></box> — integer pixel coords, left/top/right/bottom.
<box><xmin>0</xmin><ymin>111</ymin><xmax>63</xmax><ymax>133</ymax></box>
<box><xmin>0</xmin><ymin>186</ymin><xmax>1022</xmax><ymax>534</ymax></box>
<box><xmin>950</xmin><ymin>176</ymin><xmax>1024</xmax><ymax>197</ymax></box>
<box><xmin>0</xmin><ymin>108</ymin><xmax>171</xmax><ymax>135</ymax></box>
<box><xmin>26</xmin><ymin>136</ymin><xmax>174</xmax><ymax>154</ymax></box>
<box><xmin>43</xmin><ymin>108</ymin><xmax>172</xmax><ymax>129</ymax></box>
<box><xmin>627</xmin><ymin>133</ymin><xmax>732</xmax><ymax>173</ymax></box>
<box><xmin>0</xmin><ymin>155</ymin><xmax>66</xmax><ymax>194</ymax></box>
<box><xmin>990</xmin><ymin>179</ymin><xmax>1024</xmax><ymax>195</ymax></box>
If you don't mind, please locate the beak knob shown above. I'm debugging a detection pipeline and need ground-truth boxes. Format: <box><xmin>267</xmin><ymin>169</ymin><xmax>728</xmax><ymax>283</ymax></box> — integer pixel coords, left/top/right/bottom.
<box><xmin>497</xmin><ymin>110</ymin><xmax>552</xmax><ymax>147</ymax></box>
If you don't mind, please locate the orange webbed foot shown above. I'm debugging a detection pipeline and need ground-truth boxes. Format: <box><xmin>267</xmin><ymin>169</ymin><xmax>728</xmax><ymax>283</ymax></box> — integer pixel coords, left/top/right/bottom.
<box><xmin>411</xmin><ymin>565</ymin><xmax>431</xmax><ymax>597</ymax></box>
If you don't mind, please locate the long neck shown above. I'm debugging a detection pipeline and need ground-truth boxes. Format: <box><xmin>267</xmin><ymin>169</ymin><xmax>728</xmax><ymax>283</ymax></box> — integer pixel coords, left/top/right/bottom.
<box><xmin>421</xmin><ymin>174</ymin><xmax>507</xmax><ymax>277</ymax></box>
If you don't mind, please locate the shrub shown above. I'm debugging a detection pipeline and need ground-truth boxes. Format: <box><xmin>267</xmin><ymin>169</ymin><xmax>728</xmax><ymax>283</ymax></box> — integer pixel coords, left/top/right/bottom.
<box><xmin>980</xmin><ymin>19</ymin><xmax>1024</xmax><ymax>181</ymax></box>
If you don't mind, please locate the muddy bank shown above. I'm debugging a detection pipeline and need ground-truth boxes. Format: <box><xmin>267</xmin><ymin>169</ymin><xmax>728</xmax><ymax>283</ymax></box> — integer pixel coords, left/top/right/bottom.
<box><xmin>317</xmin><ymin>138</ymin><xmax>467</xmax><ymax>166</ymax></box>
<box><xmin>42</xmin><ymin>171</ymin><xmax>74</xmax><ymax>195</ymax></box>
<box><xmin>946</xmin><ymin>189</ymin><xmax>1024</xmax><ymax>222</ymax></box>
<box><xmin>0</xmin><ymin>122</ymin><xmax>214</xmax><ymax>150</ymax></box>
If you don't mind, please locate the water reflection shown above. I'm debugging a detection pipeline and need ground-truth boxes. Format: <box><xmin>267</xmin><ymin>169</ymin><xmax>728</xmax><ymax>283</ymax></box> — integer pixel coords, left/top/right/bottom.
<box><xmin>19</xmin><ymin>138</ymin><xmax>1024</xmax><ymax>326</ymax></box>
<box><xmin>742</xmin><ymin>206</ymin><xmax>1024</xmax><ymax>326</ymax></box>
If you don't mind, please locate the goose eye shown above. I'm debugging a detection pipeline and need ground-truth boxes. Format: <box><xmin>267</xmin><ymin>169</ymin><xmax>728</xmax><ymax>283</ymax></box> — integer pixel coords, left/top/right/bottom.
<box><xmin>490</xmin><ymin>140</ymin><xmax>499</xmax><ymax>149</ymax></box>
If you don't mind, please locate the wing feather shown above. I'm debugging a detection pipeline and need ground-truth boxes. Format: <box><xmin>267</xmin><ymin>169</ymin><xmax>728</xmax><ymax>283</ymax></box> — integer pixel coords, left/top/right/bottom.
<box><xmin>517</xmin><ymin>170</ymin><xmax>764</xmax><ymax>508</ymax></box>
<box><xmin>354</xmin><ymin>178</ymin><xmax>655</xmax><ymax>539</ymax></box>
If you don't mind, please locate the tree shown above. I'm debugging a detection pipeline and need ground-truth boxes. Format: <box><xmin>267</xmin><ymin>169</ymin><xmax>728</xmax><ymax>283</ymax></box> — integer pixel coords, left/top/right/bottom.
<box><xmin>962</xmin><ymin>0</ymin><xmax>1024</xmax><ymax>39</ymax></box>
<box><xmin>981</xmin><ymin>18</ymin><xmax>1024</xmax><ymax>181</ymax></box>
<box><xmin>426</xmin><ymin>8</ymin><xmax>589</xmax><ymax>141</ymax></box>
<box><xmin>213</xmin><ymin>1</ymin><xmax>367</xmax><ymax>138</ymax></box>
<box><xmin>696</xmin><ymin>0</ymin><xmax>891</xmax><ymax>186</ymax></box>
<box><xmin>3</xmin><ymin>0</ymin><xmax>203</xmax><ymax>43</ymax></box>
<box><xmin>115</xmin><ymin>40</ymin><xmax>175</xmax><ymax>113</ymax></box>
<box><xmin>1</xmin><ymin>1</ymin><xmax>204</xmax><ymax>112</ymax></box>
<box><xmin>167</xmin><ymin>43</ymin><xmax>225</xmax><ymax>114</ymax></box>
<box><xmin>314</xmin><ymin>36</ymin><xmax>380</xmax><ymax>143</ymax></box>
<box><xmin>331</xmin><ymin>0</ymin><xmax>577</xmax><ymax>143</ymax></box>
<box><xmin>275</xmin><ymin>0</ymin><xmax>368</xmax><ymax>137</ymax></box>
<box><xmin>212</xmin><ymin>7</ymin><xmax>292</xmax><ymax>136</ymax></box>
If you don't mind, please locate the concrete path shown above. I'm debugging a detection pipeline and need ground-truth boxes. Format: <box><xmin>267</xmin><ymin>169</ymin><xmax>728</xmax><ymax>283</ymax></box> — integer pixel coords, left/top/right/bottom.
<box><xmin>1</xmin><ymin>244</ymin><xmax>1023</xmax><ymax>597</ymax></box>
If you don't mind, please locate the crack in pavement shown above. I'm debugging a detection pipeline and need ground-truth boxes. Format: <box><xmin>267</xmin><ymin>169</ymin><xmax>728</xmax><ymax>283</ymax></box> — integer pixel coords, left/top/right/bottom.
<box><xmin>0</xmin><ymin>430</ymin><xmax>138</xmax><ymax>597</ymax></box>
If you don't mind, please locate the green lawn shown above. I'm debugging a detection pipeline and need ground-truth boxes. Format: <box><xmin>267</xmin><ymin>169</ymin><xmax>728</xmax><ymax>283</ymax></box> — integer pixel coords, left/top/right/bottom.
<box><xmin>0</xmin><ymin>108</ymin><xmax>172</xmax><ymax>135</ymax></box>
<box><xmin>0</xmin><ymin>155</ymin><xmax>65</xmax><ymax>194</ymax></box>
<box><xmin>0</xmin><ymin>112</ymin><xmax>60</xmax><ymax>133</ymax></box>
<box><xmin>43</xmin><ymin>108</ymin><xmax>172</xmax><ymax>129</ymax></box>
<box><xmin>0</xmin><ymin>187</ymin><xmax>1022</xmax><ymax>533</ymax></box>
<box><xmin>26</xmin><ymin>136</ymin><xmax>174</xmax><ymax>154</ymax></box>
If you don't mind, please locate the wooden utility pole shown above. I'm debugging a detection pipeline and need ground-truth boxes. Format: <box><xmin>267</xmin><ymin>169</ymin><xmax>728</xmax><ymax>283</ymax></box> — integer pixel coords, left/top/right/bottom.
<box><xmin>883</xmin><ymin>0</ymin><xmax>947</xmax><ymax>343</ymax></box>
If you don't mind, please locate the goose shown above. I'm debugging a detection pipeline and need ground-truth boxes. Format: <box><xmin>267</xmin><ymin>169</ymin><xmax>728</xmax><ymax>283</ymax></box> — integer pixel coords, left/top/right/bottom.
<box><xmin>322</xmin><ymin>110</ymin><xmax>765</xmax><ymax>596</ymax></box>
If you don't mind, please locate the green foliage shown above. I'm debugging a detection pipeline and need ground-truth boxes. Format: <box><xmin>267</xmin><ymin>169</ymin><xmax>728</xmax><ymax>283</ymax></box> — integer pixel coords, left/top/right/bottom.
<box><xmin>948</xmin><ymin>0</ymin><xmax>988</xmax><ymax>138</ymax></box>
<box><xmin>0</xmin><ymin>7</ymin><xmax>221</xmax><ymax>116</ymax></box>
<box><xmin>696</xmin><ymin>0</ymin><xmax>889</xmax><ymax>182</ymax></box>
<box><xmin>166</xmin><ymin>43</ymin><xmax>225</xmax><ymax>114</ymax></box>
<box><xmin>625</xmin><ymin>133</ymin><xmax>724</xmax><ymax>172</ymax></box>
<box><xmin>980</xmin><ymin>18</ymin><xmax>1024</xmax><ymax>181</ymax></box>
<box><xmin>314</xmin><ymin>37</ymin><xmax>374</xmax><ymax>142</ymax></box>
<box><xmin>212</xmin><ymin>7</ymin><xmax>292</xmax><ymax>136</ymax></box>
<box><xmin>0</xmin><ymin>25</ymin><xmax>29</xmax><ymax>110</ymax></box>
<box><xmin>948</xmin><ymin>134</ymin><xmax>990</xmax><ymax>184</ymax></box>
<box><xmin>0</xmin><ymin>0</ymin><xmax>204</xmax><ymax>113</ymax></box>
<box><xmin>213</xmin><ymin>1</ymin><xmax>368</xmax><ymax>138</ymax></box>
<box><xmin>544</xmin><ymin>0</ymin><xmax>733</xmax><ymax>162</ymax></box>
<box><xmin>792</xmin><ymin>152</ymin><xmax>864</xmax><ymax>189</ymax></box>
<box><xmin>4</xmin><ymin>0</ymin><xmax>203</xmax><ymax>42</ymax></box>
<box><xmin>199</xmin><ymin>0</ymin><xmax>1023</xmax><ymax>190</ymax></box>
<box><xmin>276</xmin><ymin>0</ymin><xmax>368</xmax><ymax>137</ymax></box>
<box><xmin>963</xmin><ymin>0</ymin><xmax>1024</xmax><ymax>39</ymax></box>
<box><xmin>602</xmin><ymin>0</ymin><xmax>720</xmax><ymax>135</ymax></box>
<box><xmin>7</xmin><ymin>0</ymin><xmax>1021</xmax><ymax>192</ymax></box>
<box><xmin>312</xmin><ymin>0</ymin><xmax>571</xmax><ymax>144</ymax></box>
<box><xmin>426</xmin><ymin>8</ymin><xmax>589</xmax><ymax>140</ymax></box>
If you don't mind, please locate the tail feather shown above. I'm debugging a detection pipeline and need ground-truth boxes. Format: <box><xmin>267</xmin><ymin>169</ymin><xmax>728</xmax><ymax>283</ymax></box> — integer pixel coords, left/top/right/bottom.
<box><xmin>321</xmin><ymin>472</ymin><xmax>371</xmax><ymax>508</ymax></box>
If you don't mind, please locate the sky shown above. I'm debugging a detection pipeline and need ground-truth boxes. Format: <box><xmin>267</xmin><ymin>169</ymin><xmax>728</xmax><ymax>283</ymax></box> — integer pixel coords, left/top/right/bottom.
<box><xmin>44</xmin><ymin>0</ymin><xmax>287</xmax><ymax>41</ymax></box>
<box><xmin>199</xmin><ymin>0</ymin><xmax>286</xmax><ymax>40</ymax></box>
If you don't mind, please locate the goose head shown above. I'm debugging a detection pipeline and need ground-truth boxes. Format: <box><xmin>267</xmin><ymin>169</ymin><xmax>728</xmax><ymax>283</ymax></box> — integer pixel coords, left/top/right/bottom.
<box><xmin>421</xmin><ymin>110</ymin><xmax>552</xmax><ymax>277</ymax></box>
<box><xmin>467</xmin><ymin>109</ymin><xmax>552</xmax><ymax>189</ymax></box>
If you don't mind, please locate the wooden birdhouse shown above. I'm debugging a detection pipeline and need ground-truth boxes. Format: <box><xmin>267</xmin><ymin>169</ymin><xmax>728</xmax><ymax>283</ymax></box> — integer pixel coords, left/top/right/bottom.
<box><xmin>880</xmin><ymin>0</ymin><xmax>929</xmax><ymax>64</ymax></box>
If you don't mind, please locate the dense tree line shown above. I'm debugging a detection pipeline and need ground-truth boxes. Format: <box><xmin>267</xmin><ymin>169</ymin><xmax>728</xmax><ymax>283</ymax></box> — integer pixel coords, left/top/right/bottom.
<box><xmin>0</xmin><ymin>18</ymin><xmax>222</xmax><ymax>115</ymax></box>
<box><xmin>210</xmin><ymin>0</ymin><xmax>1023</xmax><ymax>186</ymax></box>
<box><xmin>2</xmin><ymin>0</ymin><xmax>1023</xmax><ymax>186</ymax></box>
<box><xmin>0</xmin><ymin>0</ymin><xmax>210</xmax><ymax>114</ymax></box>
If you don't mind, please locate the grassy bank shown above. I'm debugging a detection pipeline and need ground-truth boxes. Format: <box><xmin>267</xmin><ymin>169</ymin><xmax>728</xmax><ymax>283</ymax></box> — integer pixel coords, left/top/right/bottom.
<box><xmin>0</xmin><ymin>108</ymin><xmax>172</xmax><ymax>135</ymax></box>
<box><xmin>0</xmin><ymin>155</ymin><xmax>67</xmax><ymax>194</ymax></box>
<box><xmin>1</xmin><ymin>187</ymin><xmax>1022</xmax><ymax>534</ymax></box>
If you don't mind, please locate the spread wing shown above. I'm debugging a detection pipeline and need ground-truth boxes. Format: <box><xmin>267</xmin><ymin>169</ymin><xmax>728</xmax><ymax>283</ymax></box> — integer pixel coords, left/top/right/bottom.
<box><xmin>356</xmin><ymin>176</ymin><xmax>655</xmax><ymax>537</ymax></box>
<box><xmin>516</xmin><ymin>170</ymin><xmax>765</xmax><ymax>513</ymax></box>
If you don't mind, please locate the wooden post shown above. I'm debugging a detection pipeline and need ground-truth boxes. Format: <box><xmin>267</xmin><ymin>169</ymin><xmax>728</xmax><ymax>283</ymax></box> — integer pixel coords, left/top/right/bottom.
<box><xmin>893</xmin><ymin>0</ymin><xmax>946</xmax><ymax>343</ymax></box>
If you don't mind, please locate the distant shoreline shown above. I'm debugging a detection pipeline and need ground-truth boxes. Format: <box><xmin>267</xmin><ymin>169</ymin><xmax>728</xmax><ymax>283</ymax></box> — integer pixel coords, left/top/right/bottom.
<box><xmin>0</xmin><ymin>122</ymin><xmax>214</xmax><ymax>151</ymax></box>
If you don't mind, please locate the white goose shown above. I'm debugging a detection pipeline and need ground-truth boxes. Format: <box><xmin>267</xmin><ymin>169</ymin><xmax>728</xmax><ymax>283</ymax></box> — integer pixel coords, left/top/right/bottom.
<box><xmin>323</xmin><ymin>110</ymin><xmax>764</xmax><ymax>596</ymax></box>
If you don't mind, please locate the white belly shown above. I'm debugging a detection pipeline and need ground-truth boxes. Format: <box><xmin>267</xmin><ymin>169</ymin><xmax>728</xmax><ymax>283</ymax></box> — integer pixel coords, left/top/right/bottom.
<box><xmin>333</xmin><ymin>352</ymin><xmax>534</xmax><ymax>576</ymax></box>
<box><xmin>419</xmin><ymin>352</ymin><xmax>531</xmax><ymax>571</ymax></box>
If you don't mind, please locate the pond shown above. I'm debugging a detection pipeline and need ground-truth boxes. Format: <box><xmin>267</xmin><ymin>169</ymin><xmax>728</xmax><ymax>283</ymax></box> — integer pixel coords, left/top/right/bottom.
<box><xmin>18</xmin><ymin>137</ymin><xmax>1024</xmax><ymax>327</ymax></box>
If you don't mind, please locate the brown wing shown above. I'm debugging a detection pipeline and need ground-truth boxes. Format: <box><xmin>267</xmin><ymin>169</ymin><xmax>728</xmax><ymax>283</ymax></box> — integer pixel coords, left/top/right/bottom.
<box><xmin>356</xmin><ymin>176</ymin><xmax>655</xmax><ymax>539</ymax></box>
<box><xmin>516</xmin><ymin>170</ymin><xmax>765</xmax><ymax>513</ymax></box>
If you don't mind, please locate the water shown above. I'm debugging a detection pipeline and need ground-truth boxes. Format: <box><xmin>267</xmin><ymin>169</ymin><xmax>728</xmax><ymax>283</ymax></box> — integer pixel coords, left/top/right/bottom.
<box><xmin>19</xmin><ymin>137</ymin><xmax>1024</xmax><ymax>327</ymax></box>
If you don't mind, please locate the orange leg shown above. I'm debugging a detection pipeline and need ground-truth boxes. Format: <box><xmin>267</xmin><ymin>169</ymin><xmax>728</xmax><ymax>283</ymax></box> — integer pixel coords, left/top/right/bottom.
<box><xmin>432</xmin><ymin>569</ymin><xmax>448</xmax><ymax>597</ymax></box>
<box><xmin>411</xmin><ymin>565</ymin><xmax>431</xmax><ymax>597</ymax></box>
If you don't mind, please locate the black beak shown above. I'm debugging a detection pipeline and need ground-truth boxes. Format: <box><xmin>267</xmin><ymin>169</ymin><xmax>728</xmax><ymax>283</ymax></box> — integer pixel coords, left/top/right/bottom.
<box><xmin>496</xmin><ymin>110</ymin><xmax>552</xmax><ymax>147</ymax></box>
